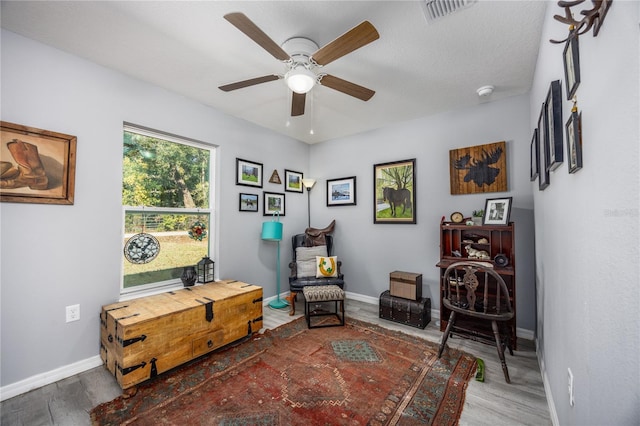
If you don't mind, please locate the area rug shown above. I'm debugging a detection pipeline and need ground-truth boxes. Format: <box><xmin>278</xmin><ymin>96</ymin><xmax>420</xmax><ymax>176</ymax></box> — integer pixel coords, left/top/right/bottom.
<box><xmin>91</xmin><ymin>317</ymin><xmax>476</xmax><ymax>425</ymax></box>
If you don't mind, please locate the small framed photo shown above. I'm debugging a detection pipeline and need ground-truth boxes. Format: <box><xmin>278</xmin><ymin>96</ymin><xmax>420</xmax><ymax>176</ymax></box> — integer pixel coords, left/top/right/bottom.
<box><xmin>239</xmin><ymin>193</ymin><xmax>258</xmax><ymax>212</ymax></box>
<box><xmin>327</xmin><ymin>176</ymin><xmax>357</xmax><ymax>206</ymax></box>
<box><xmin>563</xmin><ymin>31</ymin><xmax>580</xmax><ymax>100</ymax></box>
<box><xmin>538</xmin><ymin>103</ymin><xmax>550</xmax><ymax>190</ymax></box>
<box><xmin>545</xmin><ymin>80</ymin><xmax>563</xmax><ymax>172</ymax></box>
<box><xmin>236</xmin><ymin>158</ymin><xmax>263</xmax><ymax>188</ymax></box>
<box><xmin>483</xmin><ymin>197</ymin><xmax>512</xmax><ymax>226</ymax></box>
<box><xmin>530</xmin><ymin>128</ymin><xmax>539</xmax><ymax>182</ymax></box>
<box><xmin>566</xmin><ymin>109</ymin><xmax>583</xmax><ymax>174</ymax></box>
<box><xmin>263</xmin><ymin>191</ymin><xmax>285</xmax><ymax>216</ymax></box>
<box><xmin>284</xmin><ymin>169</ymin><xmax>303</xmax><ymax>193</ymax></box>
<box><xmin>1</xmin><ymin>121</ymin><xmax>77</xmax><ymax>205</ymax></box>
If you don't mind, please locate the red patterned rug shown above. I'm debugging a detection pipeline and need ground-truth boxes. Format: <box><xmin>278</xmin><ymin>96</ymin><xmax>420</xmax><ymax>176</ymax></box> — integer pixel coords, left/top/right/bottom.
<box><xmin>91</xmin><ymin>317</ymin><xmax>476</xmax><ymax>425</ymax></box>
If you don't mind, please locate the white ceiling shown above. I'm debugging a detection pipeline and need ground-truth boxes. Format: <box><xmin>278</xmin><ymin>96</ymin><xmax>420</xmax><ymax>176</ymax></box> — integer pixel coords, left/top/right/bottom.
<box><xmin>1</xmin><ymin>1</ymin><xmax>547</xmax><ymax>144</ymax></box>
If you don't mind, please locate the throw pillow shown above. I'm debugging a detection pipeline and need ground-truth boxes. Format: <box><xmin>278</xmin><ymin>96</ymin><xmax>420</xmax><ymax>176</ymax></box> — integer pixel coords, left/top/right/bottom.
<box><xmin>316</xmin><ymin>256</ymin><xmax>338</xmax><ymax>278</ymax></box>
<box><xmin>296</xmin><ymin>245</ymin><xmax>328</xmax><ymax>278</ymax></box>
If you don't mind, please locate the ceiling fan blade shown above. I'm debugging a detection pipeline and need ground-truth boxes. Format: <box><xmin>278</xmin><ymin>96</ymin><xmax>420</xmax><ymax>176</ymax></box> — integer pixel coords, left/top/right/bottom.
<box><xmin>291</xmin><ymin>92</ymin><xmax>306</xmax><ymax>116</ymax></box>
<box><xmin>219</xmin><ymin>75</ymin><xmax>280</xmax><ymax>92</ymax></box>
<box><xmin>320</xmin><ymin>74</ymin><xmax>375</xmax><ymax>101</ymax></box>
<box><xmin>224</xmin><ymin>13</ymin><xmax>291</xmax><ymax>61</ymax></box>
<box><xmin>311</xmin><ymin>21</ymin><xmax>379</xmax><ymax>66</ymax></box>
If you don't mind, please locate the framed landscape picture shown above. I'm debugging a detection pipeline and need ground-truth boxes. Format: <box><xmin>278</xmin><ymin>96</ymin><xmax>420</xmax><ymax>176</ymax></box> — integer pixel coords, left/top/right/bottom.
<box><xmin>263</xmin><ymin>191</ymin><xmax>285</xmax><ymax>216</ymax></box>
<box><xmin>538</xmin><ymin>102</ymin><xmax>550</xmax><ymax>190</ymax></box>
<box><xmin>327</xmin><ymin>176</ymin><xmax>356</xmax><ymax>206</ymax></box>
<box><xmin>239</xmin><ymin>193</ymin><xmax>258</xmax><ymax>212</ymax></box>
<box><xmin>1</xmin><ymin>121</ymin><xmax>77</xmax><ymax>205</ymax></box>
<box><xmin>236</xmin><ymin>158</ymin><xmax>263</xmax><ymax>188</ymax></box>
<box><xmin>530</xmin><ymin>128</ymin><xmax>539</xmax><ymax>182</ymax></box>
<box><xmin>566</xmin><ymin>109</ymin><xmax>583</xmax><ymax>174</ymax></box>
<box><xmin>563</xmin><ymin>31</ymin><xmax>580</xmax><ymax>100</ymax></box>
<box><xmin>545</xmin><ymin>80</ymin><xmax>563</xmax><ymax>172</ymax></box>
<box><xmin>284</xmin><ymin>169</ymin><xmax>303</xmax><ymax>193</ymax></box>
<box><xmin>373</xmin><ymin>159</ymin><xmax>415</xmax><ymax>224</ymax></box>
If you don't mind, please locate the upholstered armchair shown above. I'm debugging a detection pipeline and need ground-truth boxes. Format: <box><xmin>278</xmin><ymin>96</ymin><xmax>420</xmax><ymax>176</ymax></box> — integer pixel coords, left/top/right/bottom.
<box><xmin>286</xmin><ymin>233</ymin><xmax>345</xmax><ymax>316</ymax></box>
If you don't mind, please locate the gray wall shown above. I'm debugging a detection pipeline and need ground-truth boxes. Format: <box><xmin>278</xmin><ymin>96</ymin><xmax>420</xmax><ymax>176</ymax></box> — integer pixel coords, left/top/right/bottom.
<box><xmin>530</xmin><ymin>2</ymin><xmax>639</xmax><ymax>424</ymax></box>
<box><xmin>0</xmin><ymin>29</ymin><xmax>309</xmax><ymax>389</ymax></box>
<box><xmin>307</xmin><ymin>94</ymin><xmax>537</xmax><ymax>333</ymax></box>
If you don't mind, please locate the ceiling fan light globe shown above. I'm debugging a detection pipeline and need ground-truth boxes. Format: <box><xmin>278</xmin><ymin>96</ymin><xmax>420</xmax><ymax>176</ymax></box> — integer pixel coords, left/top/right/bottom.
<box><xmin>286</xmin><ymin>68</ymin><xmax>316</xmax><ymax>94</ymax></box>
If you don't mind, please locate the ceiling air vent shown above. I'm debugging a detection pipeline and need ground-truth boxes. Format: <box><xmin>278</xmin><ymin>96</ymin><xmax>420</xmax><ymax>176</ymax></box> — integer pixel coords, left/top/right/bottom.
<box><xmin>421</xmin><ymin>0</ymin><xmax>477</xmax><ymax>23</ymax></box>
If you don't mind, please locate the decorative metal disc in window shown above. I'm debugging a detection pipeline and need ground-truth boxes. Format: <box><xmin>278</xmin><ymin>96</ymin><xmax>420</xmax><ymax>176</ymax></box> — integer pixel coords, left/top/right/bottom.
<box><xmin>124</xmin><ymin>233</ymin><xmax>160</xmax><ymax>264</ymax></box>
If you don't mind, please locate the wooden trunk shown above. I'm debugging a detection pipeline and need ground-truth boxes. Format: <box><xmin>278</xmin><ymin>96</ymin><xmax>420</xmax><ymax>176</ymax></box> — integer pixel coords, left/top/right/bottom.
<box><xmin>100</xmin><ymin>280</ymin><xmax>263</xmax><ymax>389</ymax></box>
<box><xmin>379</xmin><ymin>290</ymin><xmax>431</xmax><ymax>329</ymax></box>
<box><xmin>389</xmin><ymin>271</ymin><xmax>422</xmax><ymax>300</ymax></box>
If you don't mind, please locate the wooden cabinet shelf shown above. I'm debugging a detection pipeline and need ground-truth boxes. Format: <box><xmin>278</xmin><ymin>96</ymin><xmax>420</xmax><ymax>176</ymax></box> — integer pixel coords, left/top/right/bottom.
<box><xmin>438</xmin><ymin>222</ymin><xmax>517</xmax><ymax>349</ymax></box>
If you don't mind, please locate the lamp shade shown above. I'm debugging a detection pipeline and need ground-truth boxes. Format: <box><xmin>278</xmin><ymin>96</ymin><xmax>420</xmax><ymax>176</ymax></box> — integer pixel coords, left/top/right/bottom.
<box><xmin>301</xmin><ymin>178</ymin><xmax>316</xmax><ymax>189</ymax></box>
<box><xmin>285</xmin><ymin>68</ymin><xmax>316</xmax><ymax>94</ymax></box>
<box><xmin>261</xmin><ymin>221</ymin><xmax>283</xmax><ymax>241</ymax></box>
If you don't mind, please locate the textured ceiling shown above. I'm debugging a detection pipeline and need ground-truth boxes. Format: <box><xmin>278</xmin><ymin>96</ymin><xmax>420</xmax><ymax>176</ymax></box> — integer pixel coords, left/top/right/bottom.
<box><xmin>1</xmin><ymin>1</ymin><xmax>547</xmax><ymax>144</ymax></box>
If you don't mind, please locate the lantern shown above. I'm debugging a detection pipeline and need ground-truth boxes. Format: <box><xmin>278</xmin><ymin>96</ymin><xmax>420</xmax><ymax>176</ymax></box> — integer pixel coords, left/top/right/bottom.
<box><xmin>197</xmin><ymin>256</ymin><xmax>215</xmax><ymax>283</ymax></box>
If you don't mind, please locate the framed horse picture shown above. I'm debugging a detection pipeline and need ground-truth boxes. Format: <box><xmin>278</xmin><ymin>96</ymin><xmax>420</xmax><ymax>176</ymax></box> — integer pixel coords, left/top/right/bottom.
<box><xmin>373</xmin><ymin>158</ymin><xmax>416</xmax><ymax>224</ymax></box>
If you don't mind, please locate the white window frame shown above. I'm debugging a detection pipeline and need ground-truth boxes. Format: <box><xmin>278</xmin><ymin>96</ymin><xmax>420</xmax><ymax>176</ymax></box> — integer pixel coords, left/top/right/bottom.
<box><xmin>120</xmin><ymin>124</ymin><xmax>216</xmax><ymax>300</ymax></box>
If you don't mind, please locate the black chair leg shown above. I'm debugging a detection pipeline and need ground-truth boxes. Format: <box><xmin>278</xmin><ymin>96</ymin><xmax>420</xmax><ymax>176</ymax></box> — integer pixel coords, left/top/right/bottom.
<box><xmin>492</xmin><ymin>320</ymin><xmax>511</xmax><ymax>383</ymax></box>
<box><xmin>438</xmin><ymin>311</ymin><xmax>456</xmax><ymax>358</ymax></box>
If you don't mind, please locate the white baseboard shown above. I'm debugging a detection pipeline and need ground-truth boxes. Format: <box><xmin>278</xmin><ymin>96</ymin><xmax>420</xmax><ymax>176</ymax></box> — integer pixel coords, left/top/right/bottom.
<box><xmin>537</xmin><ymin>338</ymin><xmax>560</xmax><ymax>426</ymax></box>
<box><xmin>0</xmin><ymin>355</ymin><xmax>103</xmax><ymax>402</ymax></box>
<box><xmin>347</xmin><ymin>291</ymin><xmax>534</xmax><ymax>340</ymax></box>
<box><xmin>1</xmin><ymin>291</ymin><xmax>535</xmax><ymax>401</ymax></box>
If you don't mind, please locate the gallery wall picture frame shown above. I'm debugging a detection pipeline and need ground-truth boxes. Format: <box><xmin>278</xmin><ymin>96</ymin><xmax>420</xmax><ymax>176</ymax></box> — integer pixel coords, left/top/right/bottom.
<box><xmin>263</xmin><ymin>191</ymin><xmax>285</xmax><ymax>216</ymax></box>
<box><xmin>545</xmin><ymin>80</ymin><xmax>564</xmax><ymax>172</ymax></box>
<box><xmin>373</xmin><ymin>158</ymin><xmax>416</xmax><ymax>224</ymax></box>
<box><xmin>483</xmin><ymin>196</ymin><xmax>512</xmax><ymax>226</ymax></box>
<box><xmin>538</xmin><ymin>102</ymin><xmax>550</xmax><ymax>190</ymax></box>
<box><xmin>327</xmin><ymin>176</ymin><xmax>357</xmax><ymax>207</ymax></box>
<box><xmin>449</xmin><ymin>141</ymin><xmax>507</xmax><ymax>194</ymax></box>
<box><xmin>1</xmin><ymin>121</ymin><xmax>77</xmax><ymax>205</ymax></box>
<box><xmin>268</xmin><ymin>169</ymin><xmax>281</xmax><ymax>184</ymax></box>
<box><xmin>239</xmin><ymin>193</ymin><xmax>259</xmax><ymax>212</ymax></box>
<box><xmin>530</xmin><ymin>128</ymin><xmax>539</xmax><ymax>182</ymax></box>
<box><xmin>284</xmin><ymin>169</ymin><xmax>303</xmax><ymax>193</ymax></box>
<box><xmin>566</xmin><ymin>108</ymin><xmax>583</xmax><ymax>174</ymax></box>
<box><xmin>236</xmin><ymin>158</ymin><xmax>263</xmax><ymax>188</ymax></box>
<box><xmin>563</xmin><ymin>30</ymin><xmax>581</xmax><ymax>100</ymax></box>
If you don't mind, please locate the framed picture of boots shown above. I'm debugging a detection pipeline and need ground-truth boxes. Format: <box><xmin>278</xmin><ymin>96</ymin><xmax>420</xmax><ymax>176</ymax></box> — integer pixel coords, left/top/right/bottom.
<box><xmin>1</xmin><ymin>121</ymin><xmax>76</xmax><ymax>204</ymax></box>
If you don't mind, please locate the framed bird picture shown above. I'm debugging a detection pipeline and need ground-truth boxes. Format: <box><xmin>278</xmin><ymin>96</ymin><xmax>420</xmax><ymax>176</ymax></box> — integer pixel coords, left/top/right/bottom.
<box><xmin>449</xmin><ymin>141</ymin><xmax>507</xmax><ymax>195</ymax></box>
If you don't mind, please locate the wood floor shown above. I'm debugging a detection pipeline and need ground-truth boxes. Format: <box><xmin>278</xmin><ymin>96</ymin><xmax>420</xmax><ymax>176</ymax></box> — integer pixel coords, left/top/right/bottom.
<box><xmin>1</xmin><ymin>298</ymin><xmax>551</xmax><ymax>425</ymax></box>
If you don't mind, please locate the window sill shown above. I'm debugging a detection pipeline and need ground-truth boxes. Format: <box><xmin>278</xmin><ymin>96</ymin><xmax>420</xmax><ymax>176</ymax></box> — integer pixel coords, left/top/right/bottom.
<box><xmin>119</xmin><ymin>282</ymin><xmax>185</xmax><ymax>302</ymax></box>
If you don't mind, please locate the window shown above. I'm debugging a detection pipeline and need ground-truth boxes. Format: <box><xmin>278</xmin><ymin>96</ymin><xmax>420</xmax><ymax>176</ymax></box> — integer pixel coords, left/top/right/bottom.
<box><xmin>122</xmin><ymin>124</ymin><xmax>214</xmax><ymax>296</ymax></box>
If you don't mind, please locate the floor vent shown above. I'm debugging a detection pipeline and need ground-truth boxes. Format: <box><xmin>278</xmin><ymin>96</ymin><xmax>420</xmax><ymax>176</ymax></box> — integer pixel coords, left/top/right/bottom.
<box><xmin>421</xmin><ymin>0</ymin><xmax>477</xmax><ymax>23</ymax></box>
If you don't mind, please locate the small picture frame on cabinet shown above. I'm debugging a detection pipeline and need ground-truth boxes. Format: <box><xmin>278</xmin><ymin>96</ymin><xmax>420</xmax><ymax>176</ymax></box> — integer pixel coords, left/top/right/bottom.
<box><xmin>483</xmin><ymin>197</ymin><xmax>512</xmax><ymax>226</ymax></box>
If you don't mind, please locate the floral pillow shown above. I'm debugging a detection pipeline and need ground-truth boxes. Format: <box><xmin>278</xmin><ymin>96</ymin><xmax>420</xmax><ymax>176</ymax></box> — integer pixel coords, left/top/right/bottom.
<box><xmin>316</xmin><ymin>256</ymin><xmax>338</xmax><ymax>278</ymax></box>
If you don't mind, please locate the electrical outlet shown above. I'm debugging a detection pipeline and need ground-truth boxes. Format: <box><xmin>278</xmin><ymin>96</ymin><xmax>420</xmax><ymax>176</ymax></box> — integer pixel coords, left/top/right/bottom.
<box><xmin>66</xmin><ymin>304</ymin><xmax>80</xmax><ymax>323</ymax></box>
<box><xmin>567</xmin><ymin>368</ymin><xmax>575</xmax><ymax>406</ymax></box>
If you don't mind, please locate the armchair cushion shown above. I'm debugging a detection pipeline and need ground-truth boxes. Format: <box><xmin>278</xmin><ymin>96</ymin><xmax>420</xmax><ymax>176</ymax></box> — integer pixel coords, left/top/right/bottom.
<box><xmin>295</xmin><ymin>245</ymin><xmax>328</xmax><ymax>278</ymax></box>
<box><xmin>316</xmin><ymin>256</ymin><xmax>338</xmax><ymax>278</ymax></box>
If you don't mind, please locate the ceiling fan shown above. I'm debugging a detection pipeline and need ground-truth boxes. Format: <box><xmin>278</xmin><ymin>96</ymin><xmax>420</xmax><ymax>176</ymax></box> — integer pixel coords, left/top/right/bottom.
<box><xmin>219</xmin><ymin>13</ymin><xmax>379</xmax><ymax>117</ymax></box>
